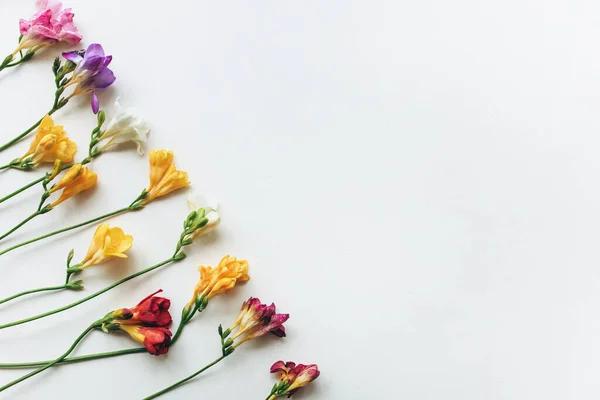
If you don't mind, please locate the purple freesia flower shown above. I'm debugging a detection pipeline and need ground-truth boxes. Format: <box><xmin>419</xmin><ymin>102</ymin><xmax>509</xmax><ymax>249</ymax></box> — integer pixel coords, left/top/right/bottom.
<box><xmin>62</xmin><ymin>43</ymin><xmax>116</xmax><ymax>113</ymax></box>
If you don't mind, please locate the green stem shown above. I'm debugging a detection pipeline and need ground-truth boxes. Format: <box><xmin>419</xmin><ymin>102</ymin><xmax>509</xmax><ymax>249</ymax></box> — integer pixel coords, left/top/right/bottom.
<box><xmin>0</xmin><ymin>206</ymin><xmax>131</xmax><ymax>258</ymax></box>
<box><xmin>143</xmin><ymin>355</ymin><xmax>228</xmax><ymax>400</ymax></box>
<box><xmin>0</xmin><ymin>210</ymin><xmax>40</xmax><ymax>241</ymax></box>
<box><xmin>0</xmin><ymin>257</ymin><xmax>176</xmax><ymax>330</ymax></box>
<box><xmin>0</xmin><ymin>176</ymin><xmax>44</xmax><ymax>204</ymax></box>
<box><xmin>0</xmin><ymin>108</ymin><xmax>60</xmax><ymax>153</ymax></box>
<box><xmin>0</xmin><ymin>303</ymin><xmax>194</xmax><ymax>370</ymax></box>
<box><xmin>0</xmin><ymin>324</ymin><xmax>95</xmax><ymax>392</ymax></box>
<box><xmin>170</xmin><ymin>323</ymin><xmax>186</xmax><ymax>348</ymax></box>
<box><xmin>0</xmin><ymin>284</ymin><xmax>69</xmax><ymax>305</ymax></box>
<box><xmin>0</xmin><ymin>348</ymin><xmax>146</xmax><ymax>369</ymax></box>
<box><xmin>4</xmin><ymin>58</ymin><xmax>28</xmax><ymax>68</ymax></box>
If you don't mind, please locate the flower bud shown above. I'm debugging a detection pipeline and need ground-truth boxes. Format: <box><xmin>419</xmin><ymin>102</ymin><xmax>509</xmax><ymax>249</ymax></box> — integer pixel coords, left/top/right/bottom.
<box><xmin>66</xmin><ymin>280</ymin><xmax>84</xmax><ymax>290</ymax></box>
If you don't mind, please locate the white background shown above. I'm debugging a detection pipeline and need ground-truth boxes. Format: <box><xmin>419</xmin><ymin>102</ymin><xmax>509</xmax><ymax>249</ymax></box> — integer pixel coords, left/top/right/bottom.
<box><xmin>1</xmin><ymin>0</ymin><xmax>600</xmax><ymax>399</ymax></box>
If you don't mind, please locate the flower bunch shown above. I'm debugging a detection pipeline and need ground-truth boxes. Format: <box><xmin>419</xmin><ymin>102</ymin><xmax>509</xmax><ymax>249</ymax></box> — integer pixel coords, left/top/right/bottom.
<box><xmin>0</xmin><ymin>3</ymin><xmax>321</xmax><ymax>398</ymax></box>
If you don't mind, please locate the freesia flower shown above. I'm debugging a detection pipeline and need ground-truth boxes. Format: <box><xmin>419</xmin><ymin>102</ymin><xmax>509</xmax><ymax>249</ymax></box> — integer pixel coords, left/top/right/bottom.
<box><xmin>78</xmin><ymin>223</ymin><xmax>133</xmax><ymax>269</ymax></box>
<box><xmin>20</xmin><ymin>115</ymin><xmax>77</xmax><ymax>166</ymax></box>
<box><xmin>228</xmin><ymin>297</ymin><xmax>289</xmax><ymax>346</ymax></box>
<box><xmin>63</xmin><ymin>44</ymin><xmax>116</xmax><ymax>113</ymax></box>
<box><xmin>119</xmin><ymin>289</ymin><xmax>172</xmax><ymax>327</ymax></box>
<box><xmin>103</xmin><ymin>290</ymin><xmax>173</xmax><ymax>355</ymax></box>
<box><xmin>186</xmin><ymin>194</ymin><xmax>221</xmax><ymax>238</ymax></box>
<box><xmin>269</xmin><ymin>361</ymin><xmax>320</xmax><ymax>399</ymax></box>
<box><xmin>97</xmin><ymin>98</ymin><xmax>150</xmax><ymax>155</ymax></box>
<box><xmin>119</xmin><ymin>326</ymin><xmax>172</xmax><ymax>355</ymax></box>
<box><xmin>187</xmin><ymin>256</ymin><xmax>250</xmax><ymax>308</ymax></box>
<box><xmin>48</xmin><ymin>164</ymin><xmax>97</xmax><ymax>207</ymax></box>
<box><xmin>17</xmin><ymin>0</ymin><xmax>82</xmax><ymax>53</ymax></box>
<box><xmin>143</xmin><ymin>150</ymin><xmax>190</xmax><ymax>204</ymax></box>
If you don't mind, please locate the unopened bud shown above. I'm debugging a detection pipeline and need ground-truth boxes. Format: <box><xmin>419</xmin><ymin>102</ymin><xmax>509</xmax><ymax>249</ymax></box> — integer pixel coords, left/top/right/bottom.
<box><xmin>66</xmin><ymin>280</ymin><xmax>84</xmax><ymax>290</ymax></box>
<box><xmin>97</xmin><ymin>110</ymin><xmax>106</xmax><ymax>127</ymax></box>
<box><xmin>62</xmin><ymin>60</ymin><xmax>77</xmax><ymax>75</ymax></box>
<box><xmin>66</xmin><ymin>249</ymin><xmax>75</xmax><ymax>266</ymax></box>
<box><xmin>48</xmin><ymin>159</ymin><xmax>63</xmax><ymax>181</ymax></box>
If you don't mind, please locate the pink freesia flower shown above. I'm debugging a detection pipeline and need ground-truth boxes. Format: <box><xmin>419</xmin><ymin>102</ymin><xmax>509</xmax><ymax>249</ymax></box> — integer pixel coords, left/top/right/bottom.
<box><xmin>269</xmin><ymin>361</ymin><xmax>320</xmax><ymax>398</ymax></box>
<box><xmin>18</xmin><ymin>0</ymin><xmax>82</xmax><ymax>51</ymax></box>
<box><xmin>228</xmin><ymin>297</ymin><xmax>289</xmax><ymax>346</ymax></box>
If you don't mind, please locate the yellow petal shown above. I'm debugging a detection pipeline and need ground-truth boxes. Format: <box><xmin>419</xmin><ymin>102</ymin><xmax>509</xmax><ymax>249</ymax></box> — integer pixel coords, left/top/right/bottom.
<box><xmin>81</xmin><ymin>224</ymin><xmax>110</xmax><ymax>265</ymax></box>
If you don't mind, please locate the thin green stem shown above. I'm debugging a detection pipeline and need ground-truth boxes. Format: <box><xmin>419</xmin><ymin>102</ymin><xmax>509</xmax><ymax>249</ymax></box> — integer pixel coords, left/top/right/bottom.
<box><xmin>0</xmin><ymin>257</ymin><xmax>176</xmax><ymax>330</ymax></box>
<box><xmin>0</xmin><ymin>206</ymin><xmax>131</xmax><ymax>258</ymax></box>
<box><xmin>0</xmin><ymin>176</ymin><xmax>44</xmax><ymax>204</ymax></box>
<box><xmin>0</xmin><ymin>348</ymin><xmax>146</xmax><ymax>369</ymax></box>
<box><xmin>170</xmin><ymin>322</ymin><xmax>186</xmax><ymax>348</ymax></box>
<box><xmin>4</xmin><ymin>57</ymin><xmax>28</xmax><ymax>68</ymax></box>
<box><xmin>0</xmin><ymin>210</ymin><xmax>40</xmax><ymax>241</ymax></box>
<box><xmin>143</xmin><ymin>355</ymin><xmax>228</xmax><ymax>400</ymax></box>
<box><xmin>170</xmin><ymin>303</ymin><xmax>198</xmax><ymax>348</ymax></box>
<box><xmin>0</xmin><ymin>108</ymin><xmax>60</xmax><ymax>153</ymax></box>
<box><xmin>0</xmin><ymin>284</ymin><xmax>69</xmax><ymax>305</ymax></box>
<box><xmin>0</xmin><ymin>324</ymin><xmax>95</xmax><ymax>392</ymax></box>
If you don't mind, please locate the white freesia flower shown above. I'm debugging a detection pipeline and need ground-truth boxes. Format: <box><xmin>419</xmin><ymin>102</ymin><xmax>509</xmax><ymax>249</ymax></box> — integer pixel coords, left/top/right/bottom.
<box><xmin>187</xmin><ymin>194</ymin><xmax>221</xmax><ymax>237</ymax></box>
<box><xmin>98</xmin><ymin>98</ymin><xmax>150</xmax><ymax>155</ymax></box>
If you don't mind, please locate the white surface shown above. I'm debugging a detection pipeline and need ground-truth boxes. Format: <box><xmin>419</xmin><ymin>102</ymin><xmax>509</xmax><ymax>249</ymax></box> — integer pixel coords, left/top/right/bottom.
<box><xmin>1</xmin><ymin>0</ymin><xmax>600</xmax><ymax>399</ymax></box>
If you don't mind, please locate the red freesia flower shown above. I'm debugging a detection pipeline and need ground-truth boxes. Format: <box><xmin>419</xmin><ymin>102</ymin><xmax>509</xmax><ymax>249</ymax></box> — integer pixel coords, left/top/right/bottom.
<box><xmin>102</xmin><ymin>290</ymin><xmax>173</xmax><ymax>356</ymax></box>
<box><xmin>119</xmin><ymin>325</ymin><xmax>172</xmax><ymax>355</ymax></box>
<box><xmin>120</xmin><ymin>289</ymin><xmax>172</xmax><ymax>327</ymax></box>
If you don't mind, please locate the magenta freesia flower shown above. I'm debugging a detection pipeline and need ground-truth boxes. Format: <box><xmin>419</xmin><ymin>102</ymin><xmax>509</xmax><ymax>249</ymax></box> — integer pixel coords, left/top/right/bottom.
<box><xmin>228</xmin><ymin>297</ymin><xmax>289</xmax><ymax>346</ymax></box>
<box><xmin>18</xmin><ymin>0</ymin><xmax>82</xmax><ymax>51</ymax></box>
<box><xmin>269</xmin><ymin>361</ymin><xmax>320</xmax><ymax>398</ymax></box>
<box><xmin>63</xmin><ymin>44</ymin><xmax>116</xmax><ymax>113</ymax></box>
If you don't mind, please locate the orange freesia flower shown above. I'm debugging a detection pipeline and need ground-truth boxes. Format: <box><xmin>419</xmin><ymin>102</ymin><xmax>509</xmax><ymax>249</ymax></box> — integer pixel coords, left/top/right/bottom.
<box><xmin>143</xmin><ymin>150</ymin><xmax>189</xmax><ymax>204</ymax></box>
<box><xmin>79</xmin><ymin>224</ymin><xmax>133</xmax><ymax>269</ymax></box>
<box><xmin>21</xmin><ymin>115</ymin><xmax>77</xmax><ymax>166</ymax></box>
<box><xmin>188</xmin><ymin>255</ymin><xmax>250</xmax><ymax>307</ymax></box>
<box><xmin>48</xmin><ymin>164</ymin><xmax>97</xmax><ymax>207</ymax></box>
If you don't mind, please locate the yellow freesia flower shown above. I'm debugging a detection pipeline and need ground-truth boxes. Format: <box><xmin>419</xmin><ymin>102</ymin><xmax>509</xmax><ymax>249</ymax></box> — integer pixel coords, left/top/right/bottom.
<box><xmin>49</xmin><ymin>164</ymin><xmax>98</xmax><ymax>207</ymax></box>
<box><xmin>79</xmin><ymin>223</ymin><xmax>133</xmax><ymax>268</ymax></box>
<box><xmin>143</xmin><ymin>149</ymin><xmax>190</xmax><ymax>204</ymax></box>
<box><xmin>188</xmin><ymin>255</ymin><xmax>250</xmax><ymax>307</ymax></box>
<box><xmin>21</xmin><ymin>115</ymin><xmax>77</xmax><ymax>166</ymax></box>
